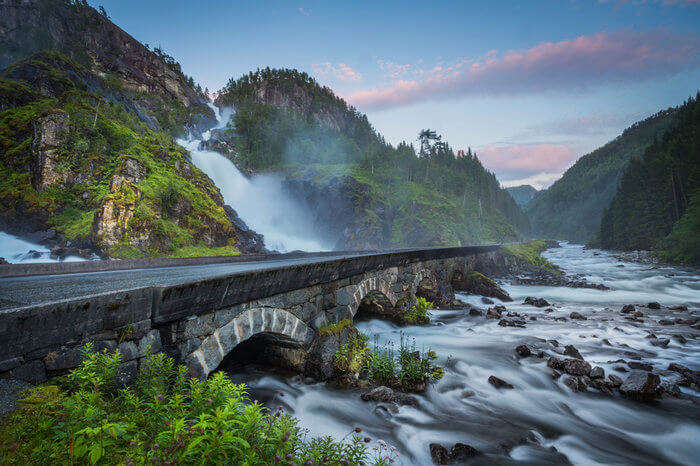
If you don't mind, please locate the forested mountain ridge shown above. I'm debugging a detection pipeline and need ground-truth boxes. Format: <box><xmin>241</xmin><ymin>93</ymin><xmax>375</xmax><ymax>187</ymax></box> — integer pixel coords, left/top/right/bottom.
<box><xmin>0</xmin><ymin>2</ymin><xmax>264</xmax><ymax>259</ymax></box>
<box><xmin>0</xmin><ymin>0</ymin><xmax>215</xmax><ymax>136</ymax></box>
<box><xmin>506</xmin><ymin>185</ymin><xmax>538</xmax><ymax>208</ymax></box>
<box><xmin>599</xmin><ymin>94</ymin><xmax>699</xmax><ymax>265</ymax></box>
<box><xmin>526</xmin><ymin>107</ymin><xmax>679</xmax><ymax>242</ymax></box>
<box><xmin>213</xmin><ymin>68</ymin><xmax>530</xmax><ymax>248</ymax></box>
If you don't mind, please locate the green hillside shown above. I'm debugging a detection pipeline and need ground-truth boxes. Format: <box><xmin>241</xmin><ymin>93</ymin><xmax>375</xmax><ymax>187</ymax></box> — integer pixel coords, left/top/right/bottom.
<box><xmin>599</xmin><ymin>94</ymin><xmax>699</xmax><ymax>265</ymax></box>
<box><xmin>526</xmin><ymin>108</ymin><xmax>678</xmax><ymax>242</ymax></box>
<box><xmin>214</xmin><ymin>68</ymin><xmax>529</xmax><ymax>248</ymax></box>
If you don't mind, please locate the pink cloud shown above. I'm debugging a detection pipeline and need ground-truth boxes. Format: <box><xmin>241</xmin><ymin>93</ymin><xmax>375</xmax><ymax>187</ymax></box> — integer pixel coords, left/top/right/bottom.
<box><xmin>312</xmin><ymin>61</ymin><xmax>362</xmax><ymax>82</ymax></box>
<box><xmin>476</xmin><ymin>143</ymin><xmax>577</xmax><ymax>180</ymax></box>
<box><xmin>347</xmin><ymin>30</ymin><xmax>700</xmax><ymax>110</ymax></box>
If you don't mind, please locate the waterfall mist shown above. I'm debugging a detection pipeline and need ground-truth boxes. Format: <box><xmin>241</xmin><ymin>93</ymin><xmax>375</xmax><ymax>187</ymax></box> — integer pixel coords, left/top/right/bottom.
<box><xmin>180</xmin><ymin>105</ymin><xmax>332</xmax><ymax>252</ymax></box>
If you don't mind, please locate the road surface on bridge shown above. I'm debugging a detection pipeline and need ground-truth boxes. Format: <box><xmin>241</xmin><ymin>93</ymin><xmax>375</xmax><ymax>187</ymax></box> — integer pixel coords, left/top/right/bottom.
<box><xmin>0</xmin><ymin>252</ymin><xmax>364</xmax><ymax>311</ymax></box>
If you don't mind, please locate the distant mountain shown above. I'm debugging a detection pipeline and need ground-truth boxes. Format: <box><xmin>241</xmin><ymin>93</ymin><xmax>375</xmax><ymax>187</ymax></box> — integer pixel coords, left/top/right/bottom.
<box><xmin>526</xmin><ymin>106</ymin><xmax>679</xmax><ymax>242</ymax></box>
<box><xmin>599</xmin><ymin>94</ymin><xmax>699</xmax><ymax>265</ymax></box>
<box><xmin>213</xmin><ymin>68</ymin><xmax>530</xmax><ymax>248</ymax></box>
<box><xmin>506</xmin><ymin>185</ymin><xmax>538</xmax><ymax>207</ymax></box>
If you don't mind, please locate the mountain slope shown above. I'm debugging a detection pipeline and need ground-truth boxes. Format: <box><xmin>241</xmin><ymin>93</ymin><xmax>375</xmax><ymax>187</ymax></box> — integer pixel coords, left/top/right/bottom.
<box><xmin>214</xmin><ymin>68</ymin><xmax>529</xmax><ymax>248</ymax></box>
<box><xmin>0</xmin><ymin>0</ymin><xmax>215</xmax><ymax>136</ymax></box>
<box><xmin>526</xmin><ymin>108</ymin><xmax>678</xmax><ymax>242</ymax></box>
<box><xmin>0</xmin><ymin>51</ymin><xmax>263</xmax><ymax>259</ymax></box>
<box><xmin>599</xmin><ymin>94</ymin><xmax>699</xmax><ymax>264</ymax></box>
<box><xmin>506</xmin><ymin>185</ymin><xmax>537</xmax><ymax>208</ymax></box>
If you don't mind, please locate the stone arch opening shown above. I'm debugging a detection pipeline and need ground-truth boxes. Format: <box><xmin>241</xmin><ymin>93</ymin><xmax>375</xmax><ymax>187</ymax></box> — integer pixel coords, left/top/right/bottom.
<box><xmin>185</xmin><ymin>308</ymin><xmax>314</xmax><ymax>379</ymax></box>
<box><xmin>354</xmin><ymin>290</ymin><xmax>396</xmax><ymax>321</ymax></box>
<box><xmin>218</xmin><ymin>332</ymin><xmax>307</xmax><ymax>374</ymax></box>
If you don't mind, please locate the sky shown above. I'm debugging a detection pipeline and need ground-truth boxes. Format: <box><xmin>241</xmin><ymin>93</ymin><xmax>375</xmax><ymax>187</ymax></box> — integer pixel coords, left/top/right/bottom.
<box><xmin>90</xmin><ymin>0</ymin><xmax>700</xmax><ymax>189</ymax></box>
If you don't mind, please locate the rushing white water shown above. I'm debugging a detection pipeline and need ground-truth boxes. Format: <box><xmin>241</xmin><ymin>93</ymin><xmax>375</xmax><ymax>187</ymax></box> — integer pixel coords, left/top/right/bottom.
<box><xmin>0</xmin><ymin>231</ymin><xmax>84</xmax><ymax>263</ymax></box>
<box><xmin>179</xmin><ymin>105</ymin><xmax>331</xmax><ymax>252</ymax></box>
<box><xmin>228</xmin><ymin>243</ymin><xmax>700</xmax><ymax>465</ymax></box>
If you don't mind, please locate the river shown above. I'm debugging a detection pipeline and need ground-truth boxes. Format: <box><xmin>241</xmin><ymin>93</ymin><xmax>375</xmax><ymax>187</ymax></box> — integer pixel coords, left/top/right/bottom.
<box><xmin>228</xmin><ymin>243</ymin><xmax>700</xmax><ymax>465</ymax></box>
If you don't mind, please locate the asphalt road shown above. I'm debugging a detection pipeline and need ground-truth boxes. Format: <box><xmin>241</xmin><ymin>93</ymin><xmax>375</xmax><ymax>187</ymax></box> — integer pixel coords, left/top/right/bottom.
<box><xmin>0</xmin><ymin>253</ymin><xmax>360</xmax><ymax>311</ymax></box>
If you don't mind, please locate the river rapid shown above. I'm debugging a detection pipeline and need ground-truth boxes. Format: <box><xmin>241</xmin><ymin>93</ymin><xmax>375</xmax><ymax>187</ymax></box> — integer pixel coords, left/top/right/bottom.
<box><xmin>228</xmin><ymin>243</ymin><xmax>700</xmax><ymax>465</ymax></box>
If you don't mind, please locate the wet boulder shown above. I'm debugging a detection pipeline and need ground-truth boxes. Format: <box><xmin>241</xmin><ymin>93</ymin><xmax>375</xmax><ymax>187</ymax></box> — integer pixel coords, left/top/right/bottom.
<box><xmin>488</xmin><ymin>375</ymin><xmax>514</xmax><ymax>389</ymax></box>
<box><xmin>608</xmin><ymin>374</ymin><xmax>623</xmax><ymax>387</ymax></box>
<box><xmin>620</xmin><ymin>304</ymin><xmax>635</xmax><ymax>314</ymax></box>
<box><xmin>649</xmin><ymin>338</ymin><xmax>670</xmax><ymax>348</ymax></box>
<box><xmin>628</xmin><ymin>361</ymin><xmax>653</xmax><ymax>372</ymax></box>
<box><xmin>563</xmin><ymin>375</ymin><xmax>588</xmax><ymax>392</ymax></box>
<box><xmin>619</xmin><ymin>371</ymin><xmax>660</xmax><ymax>401</ymax></box>
<box><xmin>524</xmin><ymin>297</ymin><xmax>550</xmax><ymax>308</ymax></box>
<box><xmin>563</xmin><ymin>345</ymin><xmax>583</xmax><ymax>360</ymax></box>
<box><xmin>589</xmin><ymin>366</ymin><xmax>605</xmax><ymax>379</ymax></box>
<box><xmin>360</xmin><ymin>386</ymin><xmax>418</xmax><ymax>407</ymax></box>
<box><xmin>647</xmin><ymin>302</ymin><xmax>661</xmax><ymax>309</ymax></box>
<box><xmin>429</xmin><ymin>443</ymin><xmax>481</xmax><ymax>464</ymax></box>
<box><xmin>499</xmin><ymin>317</ymin><xmax>526</xmax><ymax>328</ymax></box>
<box><xmin>481</xmin><ymin>297</ymin><xmax>495</xmax><ymax>305</ymax></box>
<box><xmin>547</xmin><ymin>357</ymin><xmax>591</xmax><ymax>376</ymax></box>
<box><xmin>486</xmin><ymin>306</ymin><xmax>505</xmax><ymax>319</ymax></box>
<box><xmin>515</xmin><ymin>345</ymin><xmax>532</xmax><ymax>358</ymax></box>
<box><xmin>569</xmin><ymin>311</ymin><xmax>586</xmax><ymax>320</ymax></box>
<box><xmin>469</xmin><ymin>308</ymin><xmax>484</xmax><ymax>317</ymax></box>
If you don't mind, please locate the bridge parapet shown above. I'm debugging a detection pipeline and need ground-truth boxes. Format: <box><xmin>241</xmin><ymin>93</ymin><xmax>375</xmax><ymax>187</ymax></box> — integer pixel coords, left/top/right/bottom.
<box><xmin>0</xmin><ymin>245</ymin><xmax>500</xmax><ymax>383</ymax></box>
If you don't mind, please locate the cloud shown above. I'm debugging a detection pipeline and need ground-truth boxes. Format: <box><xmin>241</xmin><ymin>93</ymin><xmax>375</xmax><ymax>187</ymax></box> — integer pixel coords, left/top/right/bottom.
<box><xmin>347</xmin><ymin>30</ymin><xmax>700</xmax><ymax>110</ymax></box>
<box><xmin>509</xmin><ymin>111</ymin><xmax>648</xmax><ymax>140</ymax></box>
<box><xmin>312</xmin><ymin>62</ymin><xmax>362</xmax><ymax>82</ymax></box>
<box><xmin>475</xmin><ymin>143</ymin><xmax>577</xmax><ymax>181</ymax></box>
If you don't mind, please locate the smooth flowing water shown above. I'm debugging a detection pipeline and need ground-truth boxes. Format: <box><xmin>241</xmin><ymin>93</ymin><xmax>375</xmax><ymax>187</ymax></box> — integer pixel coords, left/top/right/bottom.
<box><xmin>229</xmin><ymin>244</ymin><xmax>700</xmax><ymax>465</ymax></box>
<box><xmin>0</xmin><ymin>231</ymin><xmax>85</xmax><ymax>263</ymax></box>
<box><xmin>179</xmin><ymin>106</ymin><xmax>332</xmax><ymax>252</ymax></box>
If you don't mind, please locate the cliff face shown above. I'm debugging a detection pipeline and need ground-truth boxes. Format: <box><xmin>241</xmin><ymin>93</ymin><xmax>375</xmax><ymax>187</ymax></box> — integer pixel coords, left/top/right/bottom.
<box><xmin>0</xmin><ymin>51</ymin><xmax>263</xmax><ymax>259</ymax></box>
<box><xmin>0</xmin><ymin>0</ymin><xmax>215</xmax><ymax>135</ymax></box>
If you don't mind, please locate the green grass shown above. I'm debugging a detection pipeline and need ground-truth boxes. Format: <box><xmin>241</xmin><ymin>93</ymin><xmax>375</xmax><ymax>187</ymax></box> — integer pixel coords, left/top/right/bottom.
<box><xmin>501</xmin><ymin>240</ymin><xmax>558</xmax><ymax>272</ymax></box>
<box><xmin>168</xmin><ymin>244</ymin><xmax>240</xmax><ymax>258</ymax></box>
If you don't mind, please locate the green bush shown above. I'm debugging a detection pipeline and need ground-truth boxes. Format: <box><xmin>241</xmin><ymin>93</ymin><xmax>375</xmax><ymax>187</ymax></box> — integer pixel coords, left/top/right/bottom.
<box><xmin>0</xmin><ymin>346</ymin><xmax>390</xmax><ymax>465</ymax></box>
<box><xmin>404</xmin><ymin>297</ymin><xmax>432</xmax><ymax>325</ymax></box>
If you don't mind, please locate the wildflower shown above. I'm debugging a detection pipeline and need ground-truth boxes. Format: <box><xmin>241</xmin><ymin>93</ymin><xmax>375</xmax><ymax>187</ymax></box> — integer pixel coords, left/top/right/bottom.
<box><xmin>364</xmin><ymin>437</ymin><xmax>371</xmax><ymax>443</ymax></box>
<box><xmin>354</xmin><ymin>427</ymin><xmax>362</xmax><ymax>433</ymax></box>
<box><xmin>285</xmin><ymin>453</ymin><xmax>293</xmax><ymax>461</ymax></box>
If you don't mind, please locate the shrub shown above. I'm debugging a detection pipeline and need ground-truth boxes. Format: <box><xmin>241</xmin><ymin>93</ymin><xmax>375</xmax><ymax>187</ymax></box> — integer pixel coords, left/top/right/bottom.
<box><xmin>0</xmin><ymin>347</ymin><xmax>381</xmax><ymax>465</ymax></box>
<box><xmin>404</xmin><ymin>297</ymin><xmax>433</xmax><ymax>324</ymax></box>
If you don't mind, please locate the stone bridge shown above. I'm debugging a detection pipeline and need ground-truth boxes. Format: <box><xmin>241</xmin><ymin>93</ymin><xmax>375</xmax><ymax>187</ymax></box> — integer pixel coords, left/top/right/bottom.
<box><xmin>0</xmin><ymin>246</ymin><xmax>504</xmax><ymax>383</ymax></box>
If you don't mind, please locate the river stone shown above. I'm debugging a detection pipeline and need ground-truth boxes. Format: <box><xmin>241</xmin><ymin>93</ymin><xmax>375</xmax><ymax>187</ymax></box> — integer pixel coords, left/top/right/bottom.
<box><xmin>608</xmin><ymin>374</ymin><xmax>623</xmax><ymax>387</ymax></box>
<box><xmin>547</xmin><ymin>357</ymin><xmax>591</xmax><ymax>376</ymax></box>
<box><xmin>569</xmin><ymin>311</ymin><xmax>586</xmax><ymax>320</ymax></box>
<box><xmin>450</xmin><ymin>443</ymin><xmax>482</xmax><ymax>460</ymax></box>
<box><xmin>647</xmin><ymin>302</ymin><xmax>661</xmax><ymax>309</ymax></box>
<box><xmin>649</xmin><ymin>338</ymin><xmax>670</xmax><ymax>348</ymax></box>
<box><xmin>563</xmin><ymin>375</ymin><xmax>587</xmax><ymax>392</ymax></box>
<box><xmin>524</xmin><ymin>297</ymin><xmax>550</xmax><ymax>307</ymax></box>
<box><xmin>619</xmin><ymin>371</ymin><xmax>660</xmax><ymax>401</ymax></box>
<box><xmin>469</xmin><ymin>308</ymin><xmax>484</xmax><ymax>317</ymax></box>
<box><xmin>430</xmin><ymin>444</ymin><xmax>451</xmax><ymax>464</ymax></box>
<box><xmin>628</xmin><ymin>361</ymin><xmax>653</xmax><ymax>372</ymax></box>
<box><xmin>590</xmin><ymin>366</ymin><xmax>605</xmax><ymax>379</ymax></box>
<box><xmin>620</xmin><ymin>304</ymin><xmax>635</xmax><ymax>314</ymax></box>
<box><xmin>488</xmin><ymin>375</ymin><xmax>514</xmax><ymax>389</ymax></box>
<box><xmin>563</xmin><ymin>345</ymin><xmax>583</xmax><ymax>360</ymax></box>
<box><xmin>515</xmin><ymin>345</ymin><xmax>532</xmax><ymax>357</ymax></box>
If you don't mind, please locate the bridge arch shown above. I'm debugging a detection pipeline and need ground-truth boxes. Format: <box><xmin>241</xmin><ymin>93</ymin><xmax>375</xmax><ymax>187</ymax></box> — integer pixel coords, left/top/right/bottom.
<box><xmin>349</xmin><ymin>275</ymin><xmax>398</xmax><ymax>318</ymax></box>
<box><xmin>185</xmin><ymin>307</ymin><xmax>314</xmax><ymax>379</ymax></box>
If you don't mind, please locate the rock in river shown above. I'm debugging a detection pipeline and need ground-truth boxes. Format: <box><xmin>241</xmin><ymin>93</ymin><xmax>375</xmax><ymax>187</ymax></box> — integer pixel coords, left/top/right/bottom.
<box><xmin>524</xmin><ymin>297</ymin><xmax>550</xmax><ymax>307</ymax></box>
<box><xmin>619</xmin><ymin>371</ymin><xmax>660</xmax><ymax>401</ymax></box>
<box><xmin>489</xmin><ymin>375</ymin><xmax>514</xmax><ymax>389</ymax></box>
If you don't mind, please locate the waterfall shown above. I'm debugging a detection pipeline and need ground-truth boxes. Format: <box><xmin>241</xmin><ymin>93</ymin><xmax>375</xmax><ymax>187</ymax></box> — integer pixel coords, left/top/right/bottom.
<box><xmin>0</xmin><ymin>231</ymin><xmax>84</xmax><ymax>263</ymax></box>
<box><xmin>179</xmin><ymin>105</ymin><xmax>331</xmax><ymax>253</ymax></box>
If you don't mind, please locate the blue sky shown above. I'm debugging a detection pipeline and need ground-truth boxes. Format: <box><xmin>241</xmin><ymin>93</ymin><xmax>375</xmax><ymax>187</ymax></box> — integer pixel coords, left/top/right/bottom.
<box><xmin>90</xmin><ymin>0</ymin><xmax>700</xmax><ymax>188</ymax></box>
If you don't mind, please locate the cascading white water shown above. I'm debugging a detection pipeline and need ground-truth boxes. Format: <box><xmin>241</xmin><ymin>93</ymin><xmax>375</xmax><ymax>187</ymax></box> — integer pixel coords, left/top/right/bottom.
<box><xmin>178</xmin><ymin>105</ymin><xmax>331</xmax><ymax>253</ymax></box>
<box><xmin>0</xmin><ymin>231</ymin><xmax>84</xmax><ymax>263</ymax></box>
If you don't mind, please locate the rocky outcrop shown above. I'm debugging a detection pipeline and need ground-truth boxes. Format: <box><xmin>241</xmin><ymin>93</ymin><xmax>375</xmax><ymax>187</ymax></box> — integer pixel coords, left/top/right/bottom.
<box><xmin>223</xmin><ymin>206</ymin><xmax>266</xmax><ymax>254</ymax></box>
<box><xmin>451</xmin><ymin>270</ymin><xmax>512</xmax><ymax>301</ymax></box>
<box><xmin>92</xmin><ymin>175</ymin><xmax>141</xmax><ymax>250</ymax></box>
<box><xmin>30</xmin><ymin>111</ymin><xmax>70</xmax><ymax>190</ymax></box>
<box><xmin>0</xmin><ymin>0</ymin><xmax>215</xmax><ymax>134</ymax></box>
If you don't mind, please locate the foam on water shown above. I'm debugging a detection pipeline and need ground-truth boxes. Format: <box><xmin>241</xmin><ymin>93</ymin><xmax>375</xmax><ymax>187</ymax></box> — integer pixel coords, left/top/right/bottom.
<box><xmin>0</xmin><ymin>231</ymin><xmax>85</xmax><ymax>263</ymax></box>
